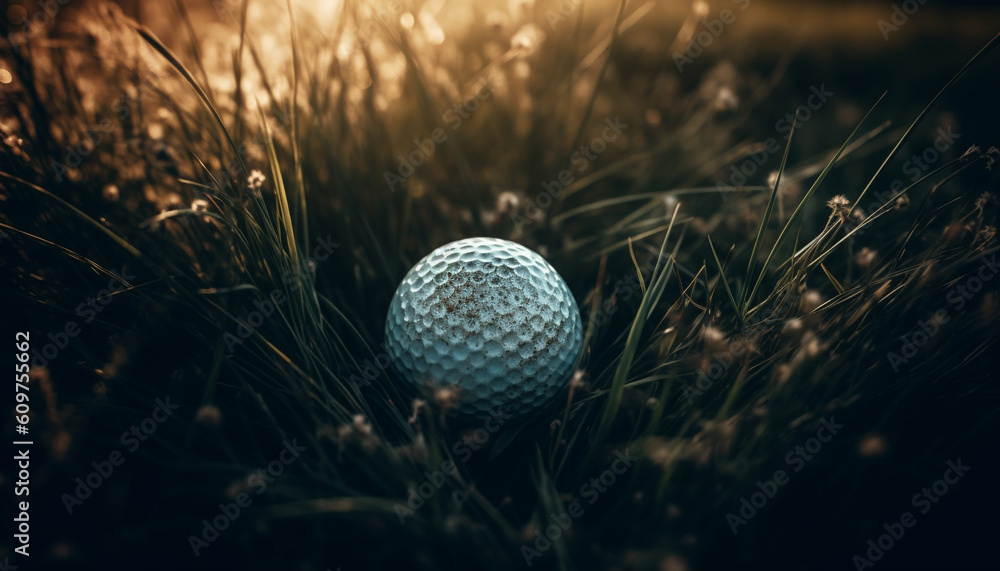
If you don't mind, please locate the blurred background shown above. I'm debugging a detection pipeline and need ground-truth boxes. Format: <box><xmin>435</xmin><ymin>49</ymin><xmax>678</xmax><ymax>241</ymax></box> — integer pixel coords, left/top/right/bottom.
<box><xmin>2</xmin><ymin>0</ymin><xmax>998</xmax><ymax>570</ymax></box>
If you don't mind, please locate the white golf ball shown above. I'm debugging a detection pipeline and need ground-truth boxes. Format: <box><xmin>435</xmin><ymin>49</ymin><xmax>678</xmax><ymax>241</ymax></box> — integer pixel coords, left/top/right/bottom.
<box><xmin>385</xmin><ymin>238</ymin><xmax>583</xmax><ymax>419</ymax></box>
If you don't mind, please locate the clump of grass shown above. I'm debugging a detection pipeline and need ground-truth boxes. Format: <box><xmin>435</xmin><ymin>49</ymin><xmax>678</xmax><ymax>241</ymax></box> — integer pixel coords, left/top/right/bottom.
<box><xmin>1</xmin><ymin>1</ymin><xmax>998</xmax><ymax>569</ymax></box>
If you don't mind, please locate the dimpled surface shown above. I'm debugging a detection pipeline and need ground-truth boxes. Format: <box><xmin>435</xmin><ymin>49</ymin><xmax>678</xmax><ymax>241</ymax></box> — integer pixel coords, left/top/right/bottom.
<box><xmin>385</xmin><ymin>238</ymin><xmax>583</xmax><ymax>419</ymax></box>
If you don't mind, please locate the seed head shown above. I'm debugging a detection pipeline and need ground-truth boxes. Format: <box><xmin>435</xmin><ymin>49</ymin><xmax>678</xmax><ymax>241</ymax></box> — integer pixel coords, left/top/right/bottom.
<box><xmin>826</xmin><ymin>195</ymin><xmax>851</xmax><ymax>222</ymax></box>
<box><xmin>247</xmin><ymin>169</ymin><xmax>266</xmax><ymax>195</ymax></box>
<box><xmin>195</xmin><ymin>404</ymin><xmax>221</xmax><ymax>427</ymax></box>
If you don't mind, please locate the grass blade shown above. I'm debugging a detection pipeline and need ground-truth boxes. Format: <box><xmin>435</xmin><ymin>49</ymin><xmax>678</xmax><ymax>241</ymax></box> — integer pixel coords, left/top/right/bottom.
<box><xmin>743</xmin><ymin>92</ymin><xmax>886</xmax><ymax>310</ymax></box>
<box><xmin>0</xmin><ymin>171</ymin><xmax>143</xmax><ymax>259</ymax></box>
<box><xmin>593</xmin><ymin>203</ymin><xmax>680</xmax><ymax>444</ymax></box>
<box><xmin>850</xmin><ymin>31</ymin><xmax>1000</xmax><ymax>210</ymax></box>
<box><xmin>740</xmin><ymin>116</ymin><xmax>795</xmax><ymax>315</ymax></box>
<box><xmin>257</xmin><ymin>104</ymin><xmax>300</xmax><ymax>276</ymax></box>
<box><xmin>820</xmin><ymin>263</ymin><xmax>845</xmax><ymax>294</ymax></box>
<box><xmin>627</xmin><ymin>236</ymin><xmax>647</xmax><ymax>295</ymax></box>
<box><xmin>707</xmin><ymin>236</ymin><xmax>740</xmax><ymax>323</ymax></box>
<box><xmin>131</xmin><ymin>23</ymin><xmax>248</xmax><ymax>178</ymax></box>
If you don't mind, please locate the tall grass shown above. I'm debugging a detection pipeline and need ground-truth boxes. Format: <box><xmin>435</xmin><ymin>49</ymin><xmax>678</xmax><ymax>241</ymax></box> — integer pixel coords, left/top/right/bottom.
<box><xmin>1</xmin><ymin>1</ymin><xmax>998</xmax><ymax>569</ymax></box>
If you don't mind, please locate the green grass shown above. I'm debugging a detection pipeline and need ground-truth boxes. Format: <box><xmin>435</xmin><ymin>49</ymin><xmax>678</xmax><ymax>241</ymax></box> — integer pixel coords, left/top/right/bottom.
<box><xmin>1</xmin><ymin>1</ymin><xmax>999</xmax><ymax>569</ymax></box>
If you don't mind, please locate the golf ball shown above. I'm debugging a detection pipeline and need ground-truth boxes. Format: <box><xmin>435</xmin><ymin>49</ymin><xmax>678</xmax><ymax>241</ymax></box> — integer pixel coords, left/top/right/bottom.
<box><xmin>385</xmin><ymin>238</ymin><xmax>583</xmax><ymax>419</ymax></box>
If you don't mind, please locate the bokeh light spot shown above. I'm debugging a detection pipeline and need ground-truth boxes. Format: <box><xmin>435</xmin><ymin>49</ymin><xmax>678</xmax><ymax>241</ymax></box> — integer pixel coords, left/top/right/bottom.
<box><xmin>6</xmin><ymin>5</ymin><xmax>27</xmax><ymax>25</ymax></box>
